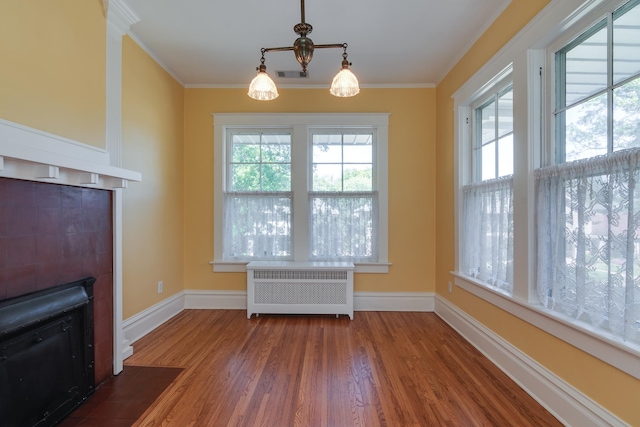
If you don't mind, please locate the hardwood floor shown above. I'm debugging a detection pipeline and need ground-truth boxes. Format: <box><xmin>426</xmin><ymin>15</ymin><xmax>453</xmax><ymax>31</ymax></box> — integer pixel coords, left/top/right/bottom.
<box><xmin>126</xmin><ymin>310</ymin><xmax>562</xmax><ymax>427</ymax></box>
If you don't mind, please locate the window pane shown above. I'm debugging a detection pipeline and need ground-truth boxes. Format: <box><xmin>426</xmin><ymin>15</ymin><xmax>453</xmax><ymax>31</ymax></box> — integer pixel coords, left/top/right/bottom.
<box><xmin>565</xmin><ymin>25</ymin><xmax>608</xmax><ymax>106</ymax></box>
<box><xmin>313</xmin><ymin>141</ymin><xmax>342</xmax><ymax>163</ymax></box>
<box><xmin>481</xmin><ymin>142</ymin><xmax>496</xmax><ymax>181</ymax></box>
<box><xmin>261</xmin><ymin>164</ymin><xmax>291</xmax><ymax>191</ymax></box>
<box><xmin>224</xmin><ymin>194</ymin><xmax>291</xmax><ymax>259</ymax></box>
<box><xmin>480</xmin><ymin>101</ymin><xmax>496</xmax><ymax>145</ymax></box>
<box><xmin>461</xmin><ymin>178</ymin><xmax>514</xmax><ymax>293</ymax></box>
<box><xmin>310</xmin><ymin>194</ymin><xmax>377</xmax><ymax>261</ymax></box>
<box><xmin>232</xmin><ymin>142</ymin><xmax>260</xmax><ymax>163</ymax></box>
<box><xmin>564</xmin><ymin>92</ymin><xmax>608</xmax><ymax>162</ymax></box>
<box><xmin>344</xmin><ymin>165</ymin><xmax>372</xmax><ymax>191</ymax></box>
<box><xmin>262</xmin><ymin>142</ymin><xmax>291</xmax><ymax>163</ymax></box>
<box><xmin>343</xmin><ymin>140</ymin><xmax>373</xmax><ymax>163</ymax></box>
<box><xmin>347</xmin><ymin>133</ymin><xmax>373</xmax><ymax>144</ymax></box>
<box><xmin>498</xmin><ymin>135</ymin><xmax>514</xmax><ymax>177</ymax></box>
<box><xmin>536</xmin><ymin>152</ymin><xmax>640</xmax><ymax>343</ymax></box>
<box><xmin>313</xmin><ymin>164</ymin><xmax>342</xmax><ymax>191</ymax></box>
<box><xmin>614</xmin><ymin>77</ymin><xmax>640</xmax><ymax>151</ymax></box>
<box><xmin>498</xmin><ymin>89</ymin><xmax>513</xmax><ymax>137</ymax></box>
<box><xmin>613</xmin><ymin>2</ymin><xmax>640</xmax><ymax>85</ymax></box>
<box><xmin>231</xmin><ymin>164</ymin><xmax>260</xmax><ymax>191</ymax></box>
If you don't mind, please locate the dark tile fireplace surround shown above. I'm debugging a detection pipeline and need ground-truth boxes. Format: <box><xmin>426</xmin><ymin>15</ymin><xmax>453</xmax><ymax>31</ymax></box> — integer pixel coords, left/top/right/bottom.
<box><xmin>0</xmin><ymin>177</ymin><xmax>114</xmax><ymax>386</ymax></box>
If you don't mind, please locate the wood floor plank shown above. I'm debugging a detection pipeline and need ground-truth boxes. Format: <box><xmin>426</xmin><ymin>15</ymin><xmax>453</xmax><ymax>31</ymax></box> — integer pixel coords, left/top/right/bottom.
<box><xmin>127</xmin><ymin>310</ymin><xmax>562</xmax><ymax>427</ymax></box>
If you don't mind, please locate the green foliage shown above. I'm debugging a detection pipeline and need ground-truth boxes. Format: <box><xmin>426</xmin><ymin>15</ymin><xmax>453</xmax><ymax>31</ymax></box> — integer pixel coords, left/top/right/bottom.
<box><xmin>231</xmin><ymin>138</ymin><xmax>291</xmax><ymax>192</ymax></box>
<box><xmin>565</xmin><ymin>77</ymin><xmax>640</xmax><ymax>161</ymax></box>
<box><xmin>312</xmin><ymin>166</ymin><xmax>373</xmax><ymax>192</ymax></box>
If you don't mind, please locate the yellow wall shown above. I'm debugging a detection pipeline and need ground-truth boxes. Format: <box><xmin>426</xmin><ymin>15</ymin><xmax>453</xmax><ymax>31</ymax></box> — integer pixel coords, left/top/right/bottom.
<box><xmin>0</xmin><ymin>0</ymin><xmax>106</xmax><ymax>148</ymax></box>
<box><xmin>435</xmin><ymin>0</ymin><xmax>640</xmax><ymax>424</ymax></box>
<box><xmin>183</xmin><ymin>88</ymin><xmax>436</xmax><ymax>293</ymax></box>
<box><xmin>121</xmin><ymin>36</ymin><xmax>185</xmax><ymax>319</ymax></box>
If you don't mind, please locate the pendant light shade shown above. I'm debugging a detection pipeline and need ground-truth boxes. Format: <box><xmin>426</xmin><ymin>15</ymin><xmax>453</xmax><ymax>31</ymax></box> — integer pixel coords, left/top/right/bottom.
<box><xmin>330</xmin><ymin>56</ymin><xmax>360</xmax><ymax>97</ymax></box>
<box><xmin>248</xmin><ymin>63</ymin><xmax>279</xmax><ymax>101</ymax></box>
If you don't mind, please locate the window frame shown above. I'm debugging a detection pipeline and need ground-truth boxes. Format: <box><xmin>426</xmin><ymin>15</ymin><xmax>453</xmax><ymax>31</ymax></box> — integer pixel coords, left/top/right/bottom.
<box><xmin>553</xmin><ymin>0</ymin><xmax>640</xmax><ymax>163</ymax></box>
<box><xmin>473</xmin><ymin>82</ymin><xmax>515</xmax><ymax>182</ymax></box>
<box><xmin>212</xmin><ymin>113</ymin><xmax>390</xmax><ymax>274</ymax></box>
<box><xmin>309</xmin><ymin>129</ymin><xmax>379</xmax><ymax>262</ymax></box>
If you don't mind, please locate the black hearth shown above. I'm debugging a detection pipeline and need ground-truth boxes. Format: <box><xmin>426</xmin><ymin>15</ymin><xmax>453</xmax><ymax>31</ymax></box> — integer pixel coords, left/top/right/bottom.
<box><xmin>0</xmin><ymin>277</ymin><xmax>96</xmax><ymax>427</ymax></box>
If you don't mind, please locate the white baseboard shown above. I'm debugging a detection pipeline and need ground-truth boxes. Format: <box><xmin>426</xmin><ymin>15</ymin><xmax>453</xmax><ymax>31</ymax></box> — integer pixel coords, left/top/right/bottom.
<box><xmin>184</xmin><ymin>290</ymin><xmax>247</xmax><ymax>309</ymax></box>
<box><xmin>434</xmin><ymin>296</ymin><xmax>627</xmax><ymax>427</ymax></box>
<box><xmin>181</xmin><ymin>290</ymin><xmax>434</xmax><ymax>312</ymax></box>
<box><xmin>122</xmin><ymin>291</ymin><xmax>185</xmax><ymax>356</ymax></box>
<box><xmin>354</xmin><ymin>291</ymin><xmax>434</xmax><ymax>311</ymax></box>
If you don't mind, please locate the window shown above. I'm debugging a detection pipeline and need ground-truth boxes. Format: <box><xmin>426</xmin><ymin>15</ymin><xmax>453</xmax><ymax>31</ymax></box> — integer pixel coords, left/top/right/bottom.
<box><xmin>554</xmin><ymin>0</ymin><xmax>640</xmax><ymax>162</ymax></box>
<box><xmin>537</xmin><ymin>0</ymin><xmax>640</xmax><ymax>344</ymax></box>
<box><xmin>213</xmin><ymin>113</ymin><xmax>389</xmax><ymax>273</ymax></box>
<box><xmin>224</xmin><ymin>131</ymin><xmax>292</xmax><ymax>260</ymax></box>
<box><xmin>453</xmin><ymin>0</ymin><xmax>640</xmax><ymax>382</ymax></box>
<box><xmin>475</xmin><ymin>85</ymin><xmax>514</xmax><ymax>181</ymax></box>
<box><xmin>310</xmin><ymin>131</ymin><xmax>378</xmax><ymax>261</ymax></box>
<box><xmin>460</xmin><ymin>79</ymin><xmax>514</xmax><ymax>293</ymax></box>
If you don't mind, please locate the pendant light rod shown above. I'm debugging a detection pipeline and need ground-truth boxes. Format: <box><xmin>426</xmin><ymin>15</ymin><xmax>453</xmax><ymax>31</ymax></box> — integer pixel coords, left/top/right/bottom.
<box><xmin>262</xmin><ymin>43</ymin><xmax>345</xmax><ymax>54</ymax></box>
<box><xmin>300</xmin><ymin>0</ymin><xmax>305</xmax><ymax>24</ymax></box>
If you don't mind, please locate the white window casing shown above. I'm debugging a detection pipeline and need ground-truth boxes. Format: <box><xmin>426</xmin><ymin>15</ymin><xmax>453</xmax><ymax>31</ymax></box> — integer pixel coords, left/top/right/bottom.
<box><xmin>211</xmin><ymin>113</ymin><xmax>390</xmax><ymax>274</ymax></box>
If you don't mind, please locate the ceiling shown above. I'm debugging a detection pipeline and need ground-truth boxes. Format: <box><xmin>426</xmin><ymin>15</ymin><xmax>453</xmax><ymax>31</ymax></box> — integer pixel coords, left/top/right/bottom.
<box><xmin>123</xmin><ymin>0</ymin><xmax>512</xmax><ymax>88</ymax></box>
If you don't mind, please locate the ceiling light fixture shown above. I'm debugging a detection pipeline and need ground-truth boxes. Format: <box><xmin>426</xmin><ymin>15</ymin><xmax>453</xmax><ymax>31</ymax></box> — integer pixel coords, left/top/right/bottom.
<box><xmin>248</xmin><ymin>0</ymin><xmax>360</xmax><ymax>101</ymax></box>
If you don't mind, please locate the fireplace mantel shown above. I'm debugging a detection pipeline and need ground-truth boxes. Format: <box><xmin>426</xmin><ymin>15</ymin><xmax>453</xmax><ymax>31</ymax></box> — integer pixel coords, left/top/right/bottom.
<box><xmin>0</xmin><ymin>118</ymin><xmax>141</xmax><ymax>188</ymax></box>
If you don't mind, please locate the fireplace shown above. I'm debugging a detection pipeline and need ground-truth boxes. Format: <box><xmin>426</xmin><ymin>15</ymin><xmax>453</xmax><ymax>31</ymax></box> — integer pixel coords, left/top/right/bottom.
<box><xmin>0</xmin><ymin>277</ymin><xmax>95</xmax><ymax>427</ymax></box>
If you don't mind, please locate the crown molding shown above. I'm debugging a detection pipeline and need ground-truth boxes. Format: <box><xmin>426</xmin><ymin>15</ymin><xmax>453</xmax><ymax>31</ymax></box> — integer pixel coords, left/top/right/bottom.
<box><xmin>185</xmin><ymin>83</ymin><xmax>435</xmax><ymax>89</ymax></box>
<box><xmin>105</xmin><ymin>0</ymin><xmax>140</xmax><ymax>36</ymax></box>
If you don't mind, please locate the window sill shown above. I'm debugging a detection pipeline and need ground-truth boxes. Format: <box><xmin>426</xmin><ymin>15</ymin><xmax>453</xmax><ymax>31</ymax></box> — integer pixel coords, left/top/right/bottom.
<box><xmin>210</xmin><ymin>260</ymin><xmax>391</xmax><ymax>274</ymax></box>
<box><xmin>451</xmin><ymin>272</ymin><xmax>640</xmax><ymax>380</ymax></box>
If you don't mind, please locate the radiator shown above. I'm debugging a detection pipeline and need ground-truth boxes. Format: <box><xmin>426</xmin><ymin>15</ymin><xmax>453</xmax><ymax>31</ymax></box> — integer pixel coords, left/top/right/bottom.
<box><xmin>246</xmin><ymin>261</ymin><xmax>354</xmax><ymax>319</ymax></box>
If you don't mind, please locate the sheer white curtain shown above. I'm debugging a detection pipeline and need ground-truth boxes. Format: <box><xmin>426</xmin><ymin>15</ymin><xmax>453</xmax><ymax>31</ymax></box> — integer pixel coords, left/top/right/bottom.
<box><xmin>461</xmin><ymin>176</ymin><xmax>514</xmax><ymax>293</ymax></box>
<box><xmin>309</xmin><ymin>192</ymin><xmax>378</xmax><ymax>262</ymax></box>
<box><xmin>223</xmin><ymin>193</ymin><xmax>292</xmax><ymax>260</ymax></box>
<box><xmin>536</xmin><ymin>148</ymin><xmax>640</xmax><ymax>343</ymax></box>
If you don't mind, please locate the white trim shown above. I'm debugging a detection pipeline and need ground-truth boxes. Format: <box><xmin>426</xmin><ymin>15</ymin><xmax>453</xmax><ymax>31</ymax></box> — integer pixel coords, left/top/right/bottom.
<box><xmin>354</xmin><ymin>292</ymin><xmax>434</xmax><ymax>312</ymax></box>
<box><xmin>105</xmin><ymin>0</ymin><xmax>140</xmax><ymax>36</ymax></box>
<box><xmin>0</xmin><ymin>119</ymin><xmax>141</xmax><ymax>187</ymax></box>
<box><xmin>452</xmin><ymin>273</ymin><xmax>640</xmax><ymax>380</ymax></box>
<box><xmin>435</xmin><ymin>296</ymin><xmax>629</xmax><ymax>427</ymax></box>
<box><xmin>121</xmin><ymin>290</ymin><xmax>434</xmax><ymax>348</ymax></box>
<box><xmin>213</xmin><ymin>113</ymin><xmax>391</xmax><ymax>127</ymax></box>
<box><xmin>209</xmin><ymin>260</ymin><xmax>391</xmax><ymax>274</ymax></box>
<box><xmin>122</xmin><ymin>291</ymin><xmax>185</xmax><ymax>349</ymax></box>
<box><xmin>105</xmin><ymin>0</ymin><xmax>140</xmax><ymax>168</ymax></box>
<box><xmin>106</xmin><ymin>27</ymin><xmax>123</xmax><ymax>168</ymax></box>
<box><xmin>213</xmin><ymin>113</ymin><xmax>390</xmax><ymax>268</ymax></box>
<box><xmin>185</xmin><ymin>83</ymin><xmax>435</xmax><ymax>89</ymax></box>
<box><xmin>112</xmin><ymin>189</ymin><xmax>124</xmax><ymax>372</ymax></box>
<box><xmin>184</xmin><ymin>290</ymin><xmax>247</xmax><ymax>310</ymax></box>
<box><xmin>0</xmin><ymin>118</ymin><xmax>108</xmax><ymax>163</ymax></box>
<box><xmin>185</xmin><ymin>290</ymin><xmax>433</xmax><ymax>312</ymax></box>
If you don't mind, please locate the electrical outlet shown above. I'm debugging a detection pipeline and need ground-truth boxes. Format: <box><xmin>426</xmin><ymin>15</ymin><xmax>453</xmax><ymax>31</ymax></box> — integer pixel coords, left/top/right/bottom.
<box><xmin>158</xmin><ymin>281</ymin><xmax>163</xmax><ymax>293</ymax></box>
<box><xmin>448</xmin><ymin>282</ymin><xmax>452</xmax><ymax>293</ymax></box>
